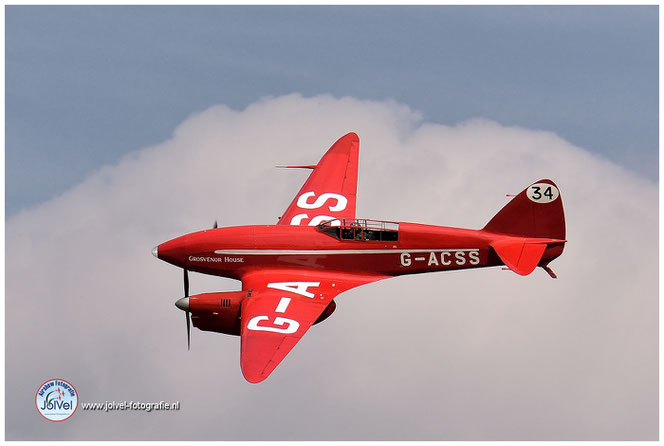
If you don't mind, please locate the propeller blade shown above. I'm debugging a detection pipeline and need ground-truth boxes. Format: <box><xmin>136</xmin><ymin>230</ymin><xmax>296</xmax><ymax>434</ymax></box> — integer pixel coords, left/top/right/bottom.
<box><xmin>213</xmin><ymin>220</ymin><xmax>218</xmax><ymax>229</ymax></box>
<box><xmin>175</xmin><ymin>297</ymin><xmax>191</xmax><ymax>350</ymax></box>
<box><xmin>183</xmin><ymin>267</ymin><xmax>189</xmax><ymax>298</ymax></box>
<box><xmin>186</xmin><ymin>311</ymin><xmax>191</xmax><ymax>350</ymax></box>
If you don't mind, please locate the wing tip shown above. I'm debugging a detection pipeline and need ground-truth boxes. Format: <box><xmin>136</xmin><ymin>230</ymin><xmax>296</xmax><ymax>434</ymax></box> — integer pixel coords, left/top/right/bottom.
<box><xmin>241</xmin><ymin>363</ymin><xmax>273</xmax><ymax>383</ymax></box>
<box><xmin>243</xmin><ymin>373</ymin><xmax>268</xmax><ymax>384</ymax></box>
<box><xmin>332</xmin><ymin>132</ymin><xmax>359</xmax><ymax>148</ymax></box>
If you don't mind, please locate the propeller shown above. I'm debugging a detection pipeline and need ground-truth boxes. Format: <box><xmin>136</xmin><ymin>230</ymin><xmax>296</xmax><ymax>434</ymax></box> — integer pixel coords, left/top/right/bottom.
<box><xmin>213</xmin><ymin>220</ymin><xmax>218</xmax><ymax>229</ymax></box>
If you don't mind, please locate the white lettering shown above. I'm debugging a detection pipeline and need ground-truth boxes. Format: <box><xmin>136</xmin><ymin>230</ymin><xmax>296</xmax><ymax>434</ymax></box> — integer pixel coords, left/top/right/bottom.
<box><xmin>247</xmin><ymin>316</ymin><xmax>299</xmax><ymax>334</ymax></box>
<box><xmin>290</xmin><ymin>214</ymin><xmax>308</xmax><ymax>225</ymax></box>
<box><xmin>296</xmin><ymin>192</ymin><xmax>348</xmax><ymax>212</ymax></box>
<box><xmin>275</xmin><ymin>297</ymin><xmax>291</xmax><ymax>313</ymax></box>
<box><xmin>188</xmin><ymin>256</ymin><xmax>224</xmax><ymax>263</ymax></box>
<box><xmin>399</xmin><ymin>249</ymin><xmax>481</xmax><ymax>268</ymax></box>
<box><xmin>267</xmin><ymin>282</ymin><xmax>320</xmax><ymax>299</ymax></box>
<box><xmin>441</xmin><ymin>251</ymin><xmax>452</xmax><ymax>265</ymax></box>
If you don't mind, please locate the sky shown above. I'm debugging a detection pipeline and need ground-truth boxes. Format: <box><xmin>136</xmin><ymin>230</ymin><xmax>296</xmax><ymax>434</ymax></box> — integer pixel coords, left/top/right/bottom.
<box><xmin>5</xmin><ymin>6</ymin><xmax>658</xmax><ymax>216</ymax></box>
<box><xmin>4</xmin><ymin>6</ymin><xmax>659</xmax><ymax>441</ymax></box>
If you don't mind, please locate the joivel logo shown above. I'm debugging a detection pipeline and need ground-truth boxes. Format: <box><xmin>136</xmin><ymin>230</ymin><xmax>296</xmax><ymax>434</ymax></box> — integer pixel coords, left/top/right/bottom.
<box><xmin>35</xmin><ymin>379</ymin><xmax>78</xmax><ymax>422</ymax></box>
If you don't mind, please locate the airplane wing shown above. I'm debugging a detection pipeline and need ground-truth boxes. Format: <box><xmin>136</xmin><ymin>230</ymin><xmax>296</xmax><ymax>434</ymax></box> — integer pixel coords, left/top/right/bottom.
<box><xmin>239</xmin><ymin>269</ymin><xmax>384</xmax><ymax>383</ymax></box>
<box><xmin>277</xmin><ymin>132</ymin><xmax>359</xmax><ymax>226</ymax></box>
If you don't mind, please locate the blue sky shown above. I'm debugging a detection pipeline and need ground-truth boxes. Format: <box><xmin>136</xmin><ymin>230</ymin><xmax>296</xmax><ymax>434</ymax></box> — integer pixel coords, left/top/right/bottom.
<box><xmin>5</xmin><ymin>6</ymin><xmax>658</xmax><ymax>216</ymax></box>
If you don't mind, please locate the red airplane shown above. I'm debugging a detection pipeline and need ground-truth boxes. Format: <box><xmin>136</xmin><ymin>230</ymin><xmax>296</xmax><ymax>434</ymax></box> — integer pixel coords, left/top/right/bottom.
<box><xmin>153</xmin><ymin>132</ymin><xmax>566</xmax><ymax>383</ymax></box>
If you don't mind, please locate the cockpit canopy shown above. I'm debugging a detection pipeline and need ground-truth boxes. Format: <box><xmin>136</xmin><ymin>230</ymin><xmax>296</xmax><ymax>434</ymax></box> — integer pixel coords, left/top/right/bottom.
<box><xmin>317</xmin><ymin>218</ymin><xmax>399</xmax><ymax>241</ymax></box>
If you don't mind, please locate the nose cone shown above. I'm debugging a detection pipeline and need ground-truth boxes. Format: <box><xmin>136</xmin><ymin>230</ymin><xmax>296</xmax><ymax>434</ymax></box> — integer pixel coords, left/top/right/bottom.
<box><xmin>175</xmin><ymin>297</ymin><xmax>190</xmax><ymax>312</ymax></box>
<box><xmin>154</xmin><ymin>233</ymin><xmax>192</xmax><ymax>267</ymax></box>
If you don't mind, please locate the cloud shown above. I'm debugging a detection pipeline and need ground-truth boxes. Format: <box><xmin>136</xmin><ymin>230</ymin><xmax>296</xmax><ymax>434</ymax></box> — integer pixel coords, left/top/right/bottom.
<box><xmin>6</xmin><ymin>94</ymin><xmax>657</xmax><ymax>440</ymax></box>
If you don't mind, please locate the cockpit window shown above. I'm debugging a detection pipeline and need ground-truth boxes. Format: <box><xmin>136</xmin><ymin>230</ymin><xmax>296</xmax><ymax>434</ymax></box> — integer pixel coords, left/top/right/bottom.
<box><xmin>321</xmin><ymin>226</ymin><xmax>341</xmax><ymax>238</ymax></box>
<box><xmin>318</xmin><ymin>219</ymin><xmax>399</xmax><ymax>241</ymax></box>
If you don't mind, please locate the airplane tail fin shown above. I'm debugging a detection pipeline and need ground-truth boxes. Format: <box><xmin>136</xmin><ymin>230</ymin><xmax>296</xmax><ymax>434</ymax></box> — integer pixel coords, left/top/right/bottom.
<box><xmin>483</xmin><ymin>179</ymin><xmax>566</xmax><ymax>277</ymax></box>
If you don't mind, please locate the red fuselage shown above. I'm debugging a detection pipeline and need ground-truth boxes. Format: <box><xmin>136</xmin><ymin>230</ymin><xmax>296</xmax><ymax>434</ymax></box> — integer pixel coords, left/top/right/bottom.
<box><xmin>156</xmin><ymin>221</ymin><xmax>560</xmax><ymax>282</ymax></box>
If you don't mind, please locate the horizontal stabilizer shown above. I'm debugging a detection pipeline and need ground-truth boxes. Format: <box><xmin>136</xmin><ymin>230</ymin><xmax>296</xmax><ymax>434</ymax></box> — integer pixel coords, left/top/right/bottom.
<box><xmin>491</xmin><ymin>238</ymin><xmax>563</xmax><ymax>276</ymax></box>
<box><xmin>276</xmin><ymin>165</ymin><xmax>317</xmax><ymax>170</ymax></box>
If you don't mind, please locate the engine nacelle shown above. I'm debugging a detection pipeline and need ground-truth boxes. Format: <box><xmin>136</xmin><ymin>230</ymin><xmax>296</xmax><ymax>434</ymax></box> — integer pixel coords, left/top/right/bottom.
<box><xmin>187</xmin><ymin>292</ymin><xmax>336</xmax><ymax>336</ymax></box>
<box><xmin>189</xmin><ymin>291</ymin><xmax>246</xmax><ymax>336</ymax></box>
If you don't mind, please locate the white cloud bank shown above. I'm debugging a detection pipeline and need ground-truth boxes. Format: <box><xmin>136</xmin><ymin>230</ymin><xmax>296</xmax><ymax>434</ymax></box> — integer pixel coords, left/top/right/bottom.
<box><xmin>6</xmin><ymin>94</ymin><xmax>657</xmax><ymax>440</ymax></box>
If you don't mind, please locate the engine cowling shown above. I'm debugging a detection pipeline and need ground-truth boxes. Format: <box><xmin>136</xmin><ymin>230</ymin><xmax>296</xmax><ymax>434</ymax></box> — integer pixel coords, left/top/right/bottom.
<box><xmin>189</xmin><ymin>291</ymin><xmax>245</xmax><ymax>336</ymax></box>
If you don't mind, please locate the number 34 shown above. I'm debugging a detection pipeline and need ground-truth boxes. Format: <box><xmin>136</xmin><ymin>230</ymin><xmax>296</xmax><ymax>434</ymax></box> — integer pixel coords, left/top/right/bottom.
<box><xmin>527</xmin><ymin>183</ymin><xmax>559</xmax><ymax>203</ymax></box>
